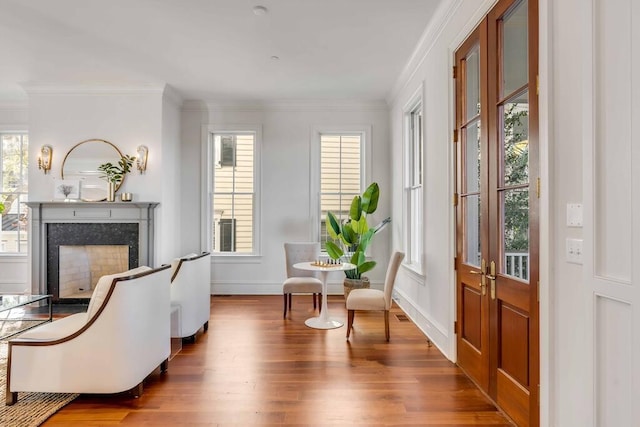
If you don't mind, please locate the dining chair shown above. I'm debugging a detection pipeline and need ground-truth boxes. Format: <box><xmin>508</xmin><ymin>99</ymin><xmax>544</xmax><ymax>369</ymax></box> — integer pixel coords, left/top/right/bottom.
<box><xmin>283</xmin><ymin>242</ymin><xmax>323</xmax><ymax>318</ymax></box>
<box><xmin>345</xmin><ymin>251</ymin><xmax>405</xmax><ymax>341</ymax></box>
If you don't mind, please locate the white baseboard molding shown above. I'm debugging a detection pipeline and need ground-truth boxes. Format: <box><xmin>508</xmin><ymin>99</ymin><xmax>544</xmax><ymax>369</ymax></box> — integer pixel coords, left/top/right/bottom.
<box><xmin>392</xmin><ymin>289</ymin><xmax>454</xmax><ymax>362</ymax></box>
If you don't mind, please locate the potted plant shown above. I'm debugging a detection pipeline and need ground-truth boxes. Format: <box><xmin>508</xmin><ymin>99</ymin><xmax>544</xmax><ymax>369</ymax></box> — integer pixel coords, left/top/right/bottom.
<box><xmin>325</xmin><ymin>182</ymin><xmax>389</xmax><ymax>299</ymax></box>
<box><xmin>98</xmin><ymin>155</ymin><xmax>135</xmax><ymax>202</ymax></box>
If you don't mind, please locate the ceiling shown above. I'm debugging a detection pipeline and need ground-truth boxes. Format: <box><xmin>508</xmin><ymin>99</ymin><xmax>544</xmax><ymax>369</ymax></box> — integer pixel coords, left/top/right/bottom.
<box><xmin>0</xmin><ymin>0</ymin><xmax>443</xmax><ymax>103</ymax></box>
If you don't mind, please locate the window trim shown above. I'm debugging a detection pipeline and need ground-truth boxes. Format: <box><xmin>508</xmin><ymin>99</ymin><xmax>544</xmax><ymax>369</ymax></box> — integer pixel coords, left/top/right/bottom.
<box><xmin>0</xmin><ymin>129</ymin><xmax>29</xmax><ymax>257</ymax></box>
<box><xmin>402</xmin><ymin>85</ymin><xmax>425</xmax><ymax>275</ymax></box>
<box><xmin>310</xmin><ymin>125</ymin><xmax>372</xmax><ymax>249</ymax></box>
<box><xmin>202</xmin><ymin>124</ymin><xmax>262</xmax><ymax>258</ymax></box>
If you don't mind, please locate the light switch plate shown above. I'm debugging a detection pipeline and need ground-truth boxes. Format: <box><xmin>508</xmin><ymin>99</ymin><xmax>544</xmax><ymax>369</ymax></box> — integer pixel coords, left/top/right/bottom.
<box><xmin>567</xmin><ymin>203</ymin><xmax>583</xmax><ymax>227</ymax></box>
<box><xmin>566</xmin><ymin>238</ymin><xmax>583</xmax><ymax>264</ymax></box>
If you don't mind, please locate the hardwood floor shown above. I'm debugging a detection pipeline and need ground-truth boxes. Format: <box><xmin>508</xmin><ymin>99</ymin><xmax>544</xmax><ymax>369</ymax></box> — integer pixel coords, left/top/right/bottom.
<box><xmin>44</xmin><ymin>295</ymin><xmax>513</xmax><ymax>426</ymax></box>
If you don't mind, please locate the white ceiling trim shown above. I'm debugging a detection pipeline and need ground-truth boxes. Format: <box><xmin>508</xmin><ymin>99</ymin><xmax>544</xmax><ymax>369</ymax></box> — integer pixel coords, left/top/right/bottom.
<box><xmin>19</xmin><ymin>84</ymin><xmax>166</xmax><ymax>96</ymax></box>
<box><xmin>183</xmin><ymin>99</ymin><xmax>388</xmax><ymax>113</ymax></box>
<box><xmin>387</xmin><ymin>0</ymin><xmax>463</xmax><ymax>106</ymax></box>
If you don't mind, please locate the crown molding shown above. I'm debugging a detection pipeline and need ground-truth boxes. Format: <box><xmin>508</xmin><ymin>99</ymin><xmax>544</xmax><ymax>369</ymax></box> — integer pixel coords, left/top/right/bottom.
<box><xmin>19</xmin><ymin>83</ymin><xmax>166</xmax><ymax>96</ymax></box>
<box><xmin>182</xmin><ymin>98</ymin><xmax>388</xmax><ymax>113</ymax></box>
<box><xmin>386</xmin><ymin>0</ymin><xmax>463</xmax><ymax>106</ymax></box>
<box><xmin>161</xmin><ymin>84</ymin><xmax>184</xmax><ymax>108</ymax></box>
<box><xmin>0</xmin><ymin>100</ymin><xmax>28</xmax><ymax>111</ymax></box>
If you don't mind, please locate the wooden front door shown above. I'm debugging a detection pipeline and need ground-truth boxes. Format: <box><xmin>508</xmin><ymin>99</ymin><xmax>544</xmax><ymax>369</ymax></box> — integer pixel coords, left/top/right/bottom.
<box><xmin>455</xmin><ymin>0</ymin><xmax>539</xmax><ymax>426</ymax></box>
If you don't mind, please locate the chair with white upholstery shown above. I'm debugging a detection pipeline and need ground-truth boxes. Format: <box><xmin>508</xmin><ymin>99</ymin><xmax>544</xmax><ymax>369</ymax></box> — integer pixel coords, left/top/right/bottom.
<box><xmin>345</xmin><ymin>251</ymin><xmax>405</xmax><ymax>341</ymax></box>
<box><xmin>170</xmin><ymin>252</ymin><xmax>211</xmax><ymax>341</ymax></box>
<box><xmin>5</xmin><ymin>265</ymin><xmax>172</xmax><ymax>405</ymax></box>
<box><xmin>283</xmin><ymin>242</ymin><xmax>323</xmax><ymax>318</ymax></box>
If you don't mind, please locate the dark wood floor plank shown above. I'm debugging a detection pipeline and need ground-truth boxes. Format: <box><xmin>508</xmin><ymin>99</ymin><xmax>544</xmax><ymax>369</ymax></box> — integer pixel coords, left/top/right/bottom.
<box><xmin>44</xmin><ymin>295</ymin><xmax>512</xmax><ymax>426</ymax></box>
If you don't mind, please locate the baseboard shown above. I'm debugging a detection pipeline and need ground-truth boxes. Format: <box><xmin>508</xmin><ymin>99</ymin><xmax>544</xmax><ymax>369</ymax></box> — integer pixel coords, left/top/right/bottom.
<box><xmin>392</xmin><ymin>288</ymin><xmax>454</xmax><ymax>362</ymax></box>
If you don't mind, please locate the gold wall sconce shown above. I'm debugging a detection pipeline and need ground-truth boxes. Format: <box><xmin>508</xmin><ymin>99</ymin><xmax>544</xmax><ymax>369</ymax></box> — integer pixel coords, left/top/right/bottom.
<box><xmin>136</xmin><ymin>145</ymin><xmax>148</xmax><ymax>174</ymax></box>
<box><xmin>38</xmin><ymin>145</ymin><xmax>53</xmax><ymax>174</ymax></box>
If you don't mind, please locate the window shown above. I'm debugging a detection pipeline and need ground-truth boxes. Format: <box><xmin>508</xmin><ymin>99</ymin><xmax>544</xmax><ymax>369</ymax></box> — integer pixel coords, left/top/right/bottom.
<box><xmin>210</xmin><ymin>129</ymin><xmax>259</xmax><ymax>254</ymax></box>
<box><xmin>404</xmin><ymin>99</ymin><xmax>423</xmax><ymax>272</ymax></box>
<box><xmin>1</xmin><ymin>132</ymin><xmax>29</xmax><ymax>254</ymax></box>
<box><xmin>319</xmin><ymin>132</ymin><xmax>364</xmax><ymax>250</ymax></box>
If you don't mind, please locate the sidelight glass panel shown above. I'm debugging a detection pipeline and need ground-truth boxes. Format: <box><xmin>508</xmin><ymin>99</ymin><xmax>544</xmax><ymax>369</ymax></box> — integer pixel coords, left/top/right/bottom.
<box><xmin>501</xmin><ymin>0</ymin><xmax>528</xmax><ymax>96</ymax></box>
<box><xmin>464</xmin><ymin>194</ymin><xmax>481</xmax><ymax>267</ymax></box>
<box><xmin>501</xmin><ymin>188</ymin><xmax>529</xmax><ymax>281</ymax></box>
<box><xmin>464</xmin><ymin>121</ymin><xmax>481</xmax><ymax>193</ymax></box>
<box><xmin>502</xmin><ymin>92</ymin><xmax>529</xmax><ymax>186</ymax></box>
<box><xmin>465</xmin><ymin>45</ymin><xmax>481</xmax><ymax>119</ymax></box>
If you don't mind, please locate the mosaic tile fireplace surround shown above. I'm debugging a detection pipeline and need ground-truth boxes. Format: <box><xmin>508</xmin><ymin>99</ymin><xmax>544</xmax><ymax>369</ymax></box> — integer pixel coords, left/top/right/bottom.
<box><xmin>27</xmin><ymin>202</ymin><xmax>158</xmax><ymax>302</ymax></box>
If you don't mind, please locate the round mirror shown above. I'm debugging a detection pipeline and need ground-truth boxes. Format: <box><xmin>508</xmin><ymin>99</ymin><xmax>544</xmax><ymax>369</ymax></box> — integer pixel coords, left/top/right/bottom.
<box><xmin>61</xmin><ymin>139</ymin><xmax>125</xmax><ymax>201</ymax></box>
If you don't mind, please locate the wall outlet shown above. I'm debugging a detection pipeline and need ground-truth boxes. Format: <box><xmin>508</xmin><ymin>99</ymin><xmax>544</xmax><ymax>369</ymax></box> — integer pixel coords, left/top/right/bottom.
<box><xmin>566</xmin><ymin>238</ymin><xmax>583</xmax><ymax>264</ymax></box>
<box><xmin>566</xmin><ymin>203</ymin><xmax>583</xmax><ymax>227</ymax></box>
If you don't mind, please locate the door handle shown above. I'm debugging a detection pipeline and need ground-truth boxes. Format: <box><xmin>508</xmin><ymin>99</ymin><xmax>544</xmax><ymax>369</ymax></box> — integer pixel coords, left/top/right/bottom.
<box><xmin>488</xmin><ymin>260</ymin><xmax>496</xmax><ymax>300</ymax></box>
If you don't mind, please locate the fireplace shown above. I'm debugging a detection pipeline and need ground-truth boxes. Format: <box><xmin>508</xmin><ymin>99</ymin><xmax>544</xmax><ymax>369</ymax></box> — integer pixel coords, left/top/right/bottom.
<box><xmin>59</xmin><ymin>244</ymin><xmax>129</xmax><ymax>299</ymax></box>
<box><xmin>47</xmin><ymin>222</ymin><xmax>139</xmax><ymax>302</ymax></box>
<box><xmin>27</xmin><ymin>202</ymin><xmax>158</xmax><ymax>302</ymax></box>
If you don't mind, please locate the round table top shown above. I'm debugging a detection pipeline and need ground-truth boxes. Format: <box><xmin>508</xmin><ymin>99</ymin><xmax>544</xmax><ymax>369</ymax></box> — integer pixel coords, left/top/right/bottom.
<box><xmin>293</xmin><ymin>261</ymin><xmax>356</xmax><ymax>272</ymax></box>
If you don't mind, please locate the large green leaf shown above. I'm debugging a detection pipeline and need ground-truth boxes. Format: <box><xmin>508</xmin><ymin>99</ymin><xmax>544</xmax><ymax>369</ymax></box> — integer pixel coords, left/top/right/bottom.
<box><xmin>350</xmin><ymin>196</ymin><xmax>362</xmax><ymax>221</ymax></box>
<box><xmin>357</xmin><ymin>228</ymin><xmax>375</xmax><ymax>253</ymax></box>
<box><xmin>350</xmin><ymin>250</ymin><xmax>365</xmax><ymax>266</ymax></box>
<box><xmin>358</xmin><ymin>260</ymin><xmax>376</xmax><ymax>275</ymax></box>
<box><xmin>325</xmin><ymin>241</ymin><xmax>343</xmax><ymax>259</ymax></box>
<box><xmin>352</xmin><ymin>215</ymin><xmax>369</xmax><ymax>235</ymax></box>
<box><xmin>326</xmin><ymin>212</ymin><xmax>341</xmax><ymax>239</ymax></box>
<box><xmin>361</xmin><ymin>182</ymin><xmax>379</xmax><ymax>214</ymax></box>
<box><xmin>341</xmin><ymin>222</ymin><xmax>356</xmax><ymax>245</ymax></box>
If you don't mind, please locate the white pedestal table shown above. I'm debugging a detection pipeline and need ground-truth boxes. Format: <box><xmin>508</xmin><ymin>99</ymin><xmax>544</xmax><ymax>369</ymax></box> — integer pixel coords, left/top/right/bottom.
<box><xmin>293</xmin><ymin>261</ymin><xmax>356</xmax><ymax>329</ymax></box>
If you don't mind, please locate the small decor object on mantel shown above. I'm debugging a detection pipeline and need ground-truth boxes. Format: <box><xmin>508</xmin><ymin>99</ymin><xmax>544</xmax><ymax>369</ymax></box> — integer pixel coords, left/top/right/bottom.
<box><xmin>54</xmin><ymin>179</ymin><xmax>80</xmax><ymax>201</ymax></box>
<box><xmin>98</xmin><ymin>155</ymin><xmax>135</xmax><ymax>202</ymax></box>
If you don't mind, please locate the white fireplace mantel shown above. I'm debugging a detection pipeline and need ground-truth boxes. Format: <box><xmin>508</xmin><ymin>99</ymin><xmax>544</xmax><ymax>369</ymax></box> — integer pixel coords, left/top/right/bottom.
<box><xmin>26</xmin><ymin>201</ymin><xmax>159</xmax><ymax>296</ymax></box>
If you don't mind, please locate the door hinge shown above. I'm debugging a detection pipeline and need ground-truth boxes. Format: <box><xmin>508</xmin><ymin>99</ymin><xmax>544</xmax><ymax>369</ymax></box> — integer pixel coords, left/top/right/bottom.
<box><xmin>536</xmin><ymin>75</ymin><xmax>540</xmax><ymax>96</ymax></box>
<box><xmin>453</xmin><ymin>65</ymin><xmax>457</xmax><ymax>79</ymax></box>
<box><xmin>454</xmin><ymin>320</ymin><xmax>458</xmax><ymax>334</ymax></box>
<box><xmin>453</xmin><ymin>129</ymin><xmax>458</xmax><ymax>143</ymax></box>
<box><xmin>454</xmin><ymin>257</ymin><xmax>457</xmax><ymax>270</ymax></box>
<box><xmin>536</xmin><ymin>177</ymin><xmax>541</xmax><ymax>198</ymax></box>
<box><xmin>453</xmin><ymin>193</ymin><xmax>459</xmax><ymax>206</ymax></box>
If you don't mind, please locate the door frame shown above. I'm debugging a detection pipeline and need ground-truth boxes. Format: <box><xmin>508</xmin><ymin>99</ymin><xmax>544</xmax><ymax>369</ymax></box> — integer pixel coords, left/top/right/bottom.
<box><xmin>452</xmin><ymin>0</ymin><xmax>540</xmax><ymax>425</ymax></box>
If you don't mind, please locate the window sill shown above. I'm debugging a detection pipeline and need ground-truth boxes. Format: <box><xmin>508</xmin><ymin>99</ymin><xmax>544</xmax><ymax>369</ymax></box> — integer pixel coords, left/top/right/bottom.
<box><xmin>0</xmin><ymin>253</ymin><xmax>28</xmax><ymax>259</ymax></box>
<box><xmin>402</xmin><ymin>262</ymin><xmax>425</xmax><ymax>282</ymax></box>
<box><xmin>211</xmin><ymin>254</ymin><xmax>263</xmax><ymax>264</ymax></box>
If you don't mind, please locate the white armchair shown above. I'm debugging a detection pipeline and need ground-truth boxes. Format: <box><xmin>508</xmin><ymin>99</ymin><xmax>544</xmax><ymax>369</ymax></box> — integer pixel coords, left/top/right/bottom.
<box><xmin>5</xmin><ymin>265</ymin><xmax>172</xmax><ymax>405</ymax></box>
<box><xmin>170</xmin><ymin>252</ymin><xmax>211</xmax><ymax>341</ymax></box>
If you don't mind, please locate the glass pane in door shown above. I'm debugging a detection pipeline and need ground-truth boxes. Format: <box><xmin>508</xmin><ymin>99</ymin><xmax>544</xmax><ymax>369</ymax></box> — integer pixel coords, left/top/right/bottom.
<box><xmin>464</xmin><ymin>194</ymin><xmax>481</xmax><ymax>267</ymax></box>
<box><xmin>501</xmin><ymin>188</ymin><xmax>529</xmax><ymax>281</ymax></box>
<box><xmin>502</xmin><ymin>92</ymin><xmax>529</xmax><ymax>186</ymax></box>
<box><xmin>465</xmin><ymin>121</ymin><xmax>481</xmax><ymax>193</ymax></box>
<box><xmin>501</xmin><ymin>0</ymin><xmax>528</xmax><ymax>96</ymax></box>
<box><xmin>465</xmin><ymin>45</ymin><xmax>481</xmax><ymax>119</ymax></box>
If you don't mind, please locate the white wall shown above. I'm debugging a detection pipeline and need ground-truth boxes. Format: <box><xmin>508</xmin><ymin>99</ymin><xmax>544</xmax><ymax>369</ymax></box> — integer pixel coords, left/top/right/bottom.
<box><xmin>23</xmin><ymin>86</ymin><xmax>177</xmax><ymax>271</ymax></box>
<box><xmin>180</xmin><ymin>101</ymin><xmax>392</xmax><ymax>294</ymax></box>
<box><xmin>158</xmin><ymin>89</ymin><xmax>183</xmax><ymax>263</ymax></box>
<box><xmin>387</xmin><ymin>0</ymin><xmax>495</xmax><ymax>362</ymax></box>
<box><xmin>550</xmin><ymin>0</ymin><xmax>640</xmax><ymax>425</ymax></box>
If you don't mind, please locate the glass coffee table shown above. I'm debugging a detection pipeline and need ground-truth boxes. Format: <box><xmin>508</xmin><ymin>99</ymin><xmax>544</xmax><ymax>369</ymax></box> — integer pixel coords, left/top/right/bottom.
<box><xmin>0</xmin><ymin>294</ymin><xmax>53</xmax><ymax>340</ymax></box>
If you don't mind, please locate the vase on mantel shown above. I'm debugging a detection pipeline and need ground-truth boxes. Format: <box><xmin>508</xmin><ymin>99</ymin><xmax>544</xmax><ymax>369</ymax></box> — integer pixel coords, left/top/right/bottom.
<box><xmin>107</xmin><ymin>181</ymin><xmax>116</xmax><ymax>202</ymax></box>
